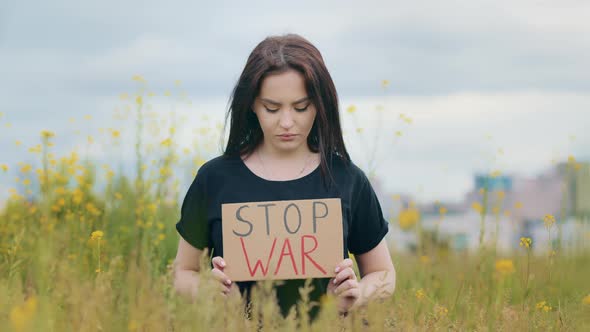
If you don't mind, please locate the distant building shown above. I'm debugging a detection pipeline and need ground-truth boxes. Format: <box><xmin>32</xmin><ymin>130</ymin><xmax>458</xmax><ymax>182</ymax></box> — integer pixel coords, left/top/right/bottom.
<box><xmin>560</xmin><ymin>161</ymin><xmax>590</xmax><ymax>218</ymax></box>
<box><xmin>417</xmin><ymin>160</ymin><xmax>589</xmax><ymax>253</ymax></box>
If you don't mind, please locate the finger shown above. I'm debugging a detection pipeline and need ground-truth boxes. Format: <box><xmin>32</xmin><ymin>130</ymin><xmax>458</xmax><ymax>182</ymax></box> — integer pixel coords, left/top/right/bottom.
<box><xmin>212</xmin><ymin>256</ymin><xmax>226</xmax><ymax>270</ymax></box>
<box><xmin>211</xmin><ymin>268</ymin><xmax>232</xmax><ymax>286</ymax></box>
<box><xmin>339</xmin><ymin>288</ymin><xmax>360</xmax><ymax>299</ymax></box>
<box><xmin>221</xmin><ymin>282</ymin><xmax>240</xmax><ymax>298</ymax></box>
<box><xmin>334</xmin><ymin>258</ymin><xmax>353</xmax><ymax>273</ymax></box>
<box><xmin>332</xmin><ymin>267</ymin><xmax>356</xmax><ymax>286</ymax></box>
<box><xmin>219</xmin><ymin>282</ymin><xmax>231</xmax><ymax>294</ymax></box>
<box><xmin>335</xmin><ymin>278</ymin><xmax>359</xmax><ymax>295</ymax></box>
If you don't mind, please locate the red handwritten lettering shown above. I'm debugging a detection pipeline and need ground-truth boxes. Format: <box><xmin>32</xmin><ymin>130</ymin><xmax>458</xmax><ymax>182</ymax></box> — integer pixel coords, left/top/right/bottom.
<box><xmin>240</xmin><ymin>237</ymin><xmax>277</xmax><ymax>277</ymax></box>
<box><xmin>301</xmin><ymin>235</ymin><xmax>326</xmax><ymax>275</ymax></box>
<box><xmin>274</xmin><ymin>238</ymin><xmax>298</xmax><ymax>276</ymax></box>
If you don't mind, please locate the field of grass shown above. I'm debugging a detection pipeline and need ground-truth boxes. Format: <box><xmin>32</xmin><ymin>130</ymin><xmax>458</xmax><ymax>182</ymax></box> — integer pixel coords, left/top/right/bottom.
<box><xmin>1</xmin><ymin>80</ymin><xmax>590</xmax><ymax>331</ymax></box>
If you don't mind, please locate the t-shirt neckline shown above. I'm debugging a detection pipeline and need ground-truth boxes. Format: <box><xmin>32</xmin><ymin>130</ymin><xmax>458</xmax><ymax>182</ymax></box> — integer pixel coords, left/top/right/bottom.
<box><xmin>236</xmin><ymin>154</ymin><xmax>320</xmax><ymax>184</ymax></box>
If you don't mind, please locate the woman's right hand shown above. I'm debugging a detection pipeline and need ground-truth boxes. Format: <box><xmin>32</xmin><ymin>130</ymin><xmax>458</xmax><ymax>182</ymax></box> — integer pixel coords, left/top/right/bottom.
<box><xmin>211</xmin><ymin>256</ymin><xmax>240</xmax><ymax>297</ymax></box>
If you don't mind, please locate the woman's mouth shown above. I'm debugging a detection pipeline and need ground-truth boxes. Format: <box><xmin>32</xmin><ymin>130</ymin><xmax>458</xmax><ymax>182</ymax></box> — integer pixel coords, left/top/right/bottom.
<box><xmin>278</xmin><ymin>134</ymin><xmax>297</xmax><ymax>141</ymax></box>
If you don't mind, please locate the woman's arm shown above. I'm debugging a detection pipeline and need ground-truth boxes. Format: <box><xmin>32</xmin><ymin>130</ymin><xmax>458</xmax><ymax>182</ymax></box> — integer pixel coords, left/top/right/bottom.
<box><xmin>354</xmin><ymin>239</ymin><xmax>396</xmax><ymax>308</ymax></box>
<box><xmin>329</xmin><ymin>239</ymin><xmax>396</xmax><ymax>313</ymax></box>
<box><xmin>173</xmin><ymin>237</ymin><xmax>204</xmax><ymax>302</ymax></box>
<box><xmin>173</xmin><ymin>237</ymin><xmax>239</xmax><ymax>301</ymax></box>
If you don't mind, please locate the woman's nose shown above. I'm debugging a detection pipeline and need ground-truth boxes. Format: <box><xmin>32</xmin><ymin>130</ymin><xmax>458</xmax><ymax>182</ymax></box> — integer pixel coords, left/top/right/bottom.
<box><xmin>279</xmin><ymin>109</ymin><xmax>295</xmax><ymax>128</ymax></box>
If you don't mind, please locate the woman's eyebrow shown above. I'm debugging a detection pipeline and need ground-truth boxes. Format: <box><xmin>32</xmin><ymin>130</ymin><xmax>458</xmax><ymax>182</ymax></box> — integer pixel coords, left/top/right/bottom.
<box><xmin>260</xmin><ymin>97</ymin><xmax>310</xmax><ymax>106</ymax></box>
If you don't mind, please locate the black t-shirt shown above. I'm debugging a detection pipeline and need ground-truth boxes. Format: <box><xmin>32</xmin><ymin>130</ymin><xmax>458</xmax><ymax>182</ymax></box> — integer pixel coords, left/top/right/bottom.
<box><xmin>175</xmin><ymin>151</ymin><xmax>389</xmax><ymax>318</ymax></box>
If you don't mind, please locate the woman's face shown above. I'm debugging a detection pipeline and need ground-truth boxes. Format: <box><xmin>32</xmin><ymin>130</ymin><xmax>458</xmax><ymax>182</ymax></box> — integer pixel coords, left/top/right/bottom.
<box><xmin>252</xmin><ymin>69</ymin><xmax>317</xmax><ymax>155</ymax></box>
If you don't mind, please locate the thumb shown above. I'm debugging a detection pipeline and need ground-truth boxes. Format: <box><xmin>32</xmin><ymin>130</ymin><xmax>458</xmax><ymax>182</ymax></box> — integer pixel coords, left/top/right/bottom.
<box><xmin>212</xmin><ymin>256</ymin><xmax>226</xmax><ymax>270</ymax></box>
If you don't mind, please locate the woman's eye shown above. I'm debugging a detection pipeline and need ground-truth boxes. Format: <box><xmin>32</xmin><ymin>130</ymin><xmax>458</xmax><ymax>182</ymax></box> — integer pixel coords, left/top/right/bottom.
<box><xmin>264</xmin><ymin>105</ymin><xmax>309</xmax><ymax>113</ymax></box>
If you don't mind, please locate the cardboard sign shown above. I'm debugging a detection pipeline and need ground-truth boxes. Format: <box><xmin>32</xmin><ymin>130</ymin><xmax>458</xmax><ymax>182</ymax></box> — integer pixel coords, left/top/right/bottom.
<box><xmin>221</xmin><ymin>198</ymin><xmax>343</xmax><ymax>281</ymax></box>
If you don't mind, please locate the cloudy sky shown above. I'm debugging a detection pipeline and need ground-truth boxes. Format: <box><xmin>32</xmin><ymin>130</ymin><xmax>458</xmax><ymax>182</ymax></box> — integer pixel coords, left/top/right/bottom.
<box><xmin>1</xmin><ymin>0</ymin><xmax>589</xmax><ymax>205</ymax></box>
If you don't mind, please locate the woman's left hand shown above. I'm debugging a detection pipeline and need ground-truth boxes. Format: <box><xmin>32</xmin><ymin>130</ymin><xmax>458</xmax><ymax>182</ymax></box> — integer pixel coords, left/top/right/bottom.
<box><xmin>327</xmin><ymin>258</ymin><xmax>360</xmax><ymax>314</ymax></box>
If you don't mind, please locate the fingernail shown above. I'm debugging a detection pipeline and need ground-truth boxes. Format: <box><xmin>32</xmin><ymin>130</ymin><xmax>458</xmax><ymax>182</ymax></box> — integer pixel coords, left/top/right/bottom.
<box><xmin>226</xmin><ymin>279</ymin><xmax>231</xmax><ymax>285</ymax></box>
<box><xmin>221</xmin><ymin>261</ymin><xmax>226</xmax><ymax>267</ymax></box>
<box><xmin>333</xmin><ymin>278</ymin><xmax>337</xmax><ymax>284</ymax></box>
<box><xmin>335</xmin><ymin>266</ymin><xmax>340</xmax><ymax>273</ymax></box>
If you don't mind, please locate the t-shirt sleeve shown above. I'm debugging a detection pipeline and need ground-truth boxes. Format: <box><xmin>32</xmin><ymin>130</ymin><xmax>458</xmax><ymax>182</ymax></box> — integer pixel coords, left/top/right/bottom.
<box><xmin>348</xmin><ymin>170</ymin><xmax>389</xmax><ymax>255</ymax></box>
<box><xmin>175</xmin><ymin>171</ymin><xmax>210</xmax><ymax>250</ymax></box>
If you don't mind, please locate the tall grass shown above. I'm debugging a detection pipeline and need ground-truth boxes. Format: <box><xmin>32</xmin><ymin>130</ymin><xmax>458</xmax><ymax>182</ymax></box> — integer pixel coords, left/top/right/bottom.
<box><xmin>1</xmin><ymin>78</ymin><xmax>589</xmax><ymax>331</ymax></box>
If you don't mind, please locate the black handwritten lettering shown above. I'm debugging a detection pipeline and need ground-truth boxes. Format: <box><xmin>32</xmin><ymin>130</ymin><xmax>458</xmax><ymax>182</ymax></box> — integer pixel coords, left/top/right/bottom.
<box><xmin>257</xmin><ymin>203</ymin><xmax>276</xmax><ymax>236</ymax></box>
<box><xmin>283</xmin><ymin>203</ymin><xmax>302</xmax><ymax>234</ymax></box>
<box><xmin>312</xmin><ymin>201</ymin><xmax>328</xmax><ymax>233</ymax></box>
<box><xmin>232</xmin><ymin>205</ymin><xmax>253</xmax><ymax>237</ymax></box>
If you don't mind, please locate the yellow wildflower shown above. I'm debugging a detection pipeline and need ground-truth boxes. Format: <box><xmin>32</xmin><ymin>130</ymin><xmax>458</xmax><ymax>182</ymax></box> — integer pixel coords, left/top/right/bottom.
<box><xmin>398</xmin><ymin>206</ymin><xmax>420</xmax><ymax>230</ymax></box>
<box><xmin>1</xmin><ymin>164</ymin><xmax>9</xmax><ymax>172</ymax></box>
<box><xmin>543</xmin><ymin>214</ymin><xmax>556</xmax><ymax>229</ymax></box>
<box><xmin>536</xmin><ymin>301</ymin><xmax>551</xmax><ymax>312</ymax></box>
<box><xmin>519</xmin><ymin>237</ymin><xmax>532</xmax><ymax>248</ymax></box>
<box><xmin>86</xmin><ymin>202</ymin><xmax>101</xmax><ymax>216</ymax></box>
<box><xmin>568</xmin><ymin>155</ymin><xmax>576</xmax><ymax>164</ymax></box>
<box><xmin>381</xmin><ymin>79</ymin><xmax>390</xmax><ymax>88</ymax></box>
<box><xmin>161</xmin><ymin>138</ymin><xmax>172</xmax><ymax>147</ymax></box>
<box><xmin>492</xmin><ymin>206</ymin><xmax>500</xmax><ymax>216</ymax></box>
<box><xmin>91</xmin><ymin>230</ymin><xmax>104</xmax><ymax>241</ymax></box>
<box><xmin>583</xmin><ymin>294</ymin><xmax>590</xmax><ymax>305</ymax></box>
<box><xmin>495</xmin><ymin>259</ymin><xmax>515</xmax><ymax>275</ymax></box>
<box><xmin>420</xmin><ymin>255</ymin><xmax>430</xmax><ymax>265</ymax></box>
<box><xmin>20</xmin><ymin>164</ymin><xmax>32</xmax><ymax>173</ymax></box>
<box><xmin>514</xmin><ymin>201</ymin><xmax>523</xmax><ymax>209</ymax></box>
<box><xmin>395</xmin><ymin>130</ymin><xmax>402</xmax><ymax>137</ymax></box>
<box><xmin>40</xmin><ymin>130</ymin><xmax>55</xmax><ymax>139</ymax></box>
<box><xmin>110</xmin><ymin>129</ymin><xmax>121</xmax><ymax>138</ymax></box>
<box><xmin>128</xmin><ymin>319</ymin><xmax>139</xmax><ymax>331</ymax></box>
<box><xmin>10</xmin><ymin>295</ymin><xmax>38</xmax><ymax>332</ymax></box>
<box><xmin>435</xmin><ymin>305</ymin><xmax>448</xmax><ymax>317</ymax></box>
<box><xmin>136</xmin><ymin>95</ymin><xmax>143</xmax><ymax>105</ymax></box>
<box><xmin>346</xmin><ymin>105</ymin><xmax>356</xmax><ymax>114</ymax></box>
<box><xmin>415</xmin><ymin>288</ymin><xmax>425</xmax><ymax>300</ymax></box>
<box><xmin>439</xmin><ymin>206</ymin><xmax>447</xmax><ymax>215</ymax></box>
<box><xmin>490</xmin><ymin>170</ymin><xmax>501</xmax><ymax>178</ymax></box>
<box><xmin>471</xmin><ymin>201</ymin><xmax>483</xmax><ymax>214</ymax></box>
<box><xmin>132</xmin><ymin>74</ymin><xmax>146</xmax><ymax>83</ymax></box>
<box><xmin>28</xmin><ymin>144</ymin><xmax>42</xmax><ymax>153</ymax></box>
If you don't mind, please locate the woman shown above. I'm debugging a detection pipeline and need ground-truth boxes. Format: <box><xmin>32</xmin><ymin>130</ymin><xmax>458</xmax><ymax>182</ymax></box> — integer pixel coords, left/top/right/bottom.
<box><xmin>173</xmin><ymin>33</ymin><xmax>396</xmax><ymax>320</ymax></box>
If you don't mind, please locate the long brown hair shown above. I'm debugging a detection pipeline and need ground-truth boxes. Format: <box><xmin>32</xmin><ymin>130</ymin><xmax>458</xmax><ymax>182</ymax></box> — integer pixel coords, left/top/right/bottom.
<box><xmin>222</xmin><ymin>33</ymin><xmax>350</xmax><ymax>188</ymax></box>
